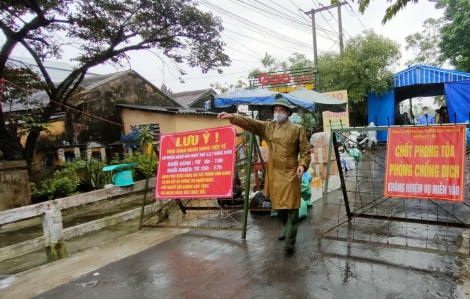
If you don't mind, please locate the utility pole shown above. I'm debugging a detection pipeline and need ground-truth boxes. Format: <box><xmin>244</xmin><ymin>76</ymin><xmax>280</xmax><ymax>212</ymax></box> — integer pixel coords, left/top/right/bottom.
<box><xmin>310</xmin><ymin>9</ymin><xmax>318</xmax><ymax>68</ymax></box>
<box><xmin>305</xmin><ymin>2</ymin><xmax>348</xmax><ymax>90</ymax></box>
<box><xmin>337</xmin><ymin>3</ymin><xmax>344</xmax><ymax>53</ymax></box>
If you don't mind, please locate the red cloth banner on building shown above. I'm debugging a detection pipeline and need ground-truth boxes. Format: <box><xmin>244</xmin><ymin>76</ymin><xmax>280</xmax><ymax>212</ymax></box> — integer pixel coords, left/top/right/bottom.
<box><xmin>384</xmin><ymin>125</ymin><xmax>466</xmax><ymax>202</ymax></box>
<box><xmin>155</xmin><ymin>126</ymin><xmax>236</xmax><ymax>199</ymax></box>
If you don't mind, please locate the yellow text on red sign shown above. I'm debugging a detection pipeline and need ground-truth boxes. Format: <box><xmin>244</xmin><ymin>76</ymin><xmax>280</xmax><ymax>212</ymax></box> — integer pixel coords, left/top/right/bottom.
<box><xmin>384</xmin><ymin>125</ymin><xmax>466</xmax><ymax>202</ymax></box>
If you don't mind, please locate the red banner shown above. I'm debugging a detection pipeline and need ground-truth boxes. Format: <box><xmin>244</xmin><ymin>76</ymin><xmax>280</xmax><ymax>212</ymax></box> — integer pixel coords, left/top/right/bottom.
<box><xmin>155</xmin><ymin>126</ymin><xmax>236</xmax><ymax>199</ymax></box>
<box><xmin>384</xmin><ymin>125</ymin><xmax>466</xmax><ymax>202</ymax></box>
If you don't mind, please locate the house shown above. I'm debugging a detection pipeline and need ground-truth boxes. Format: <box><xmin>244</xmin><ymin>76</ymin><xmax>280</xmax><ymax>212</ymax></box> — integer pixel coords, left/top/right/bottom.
<box><xmin>4</xmin><ymin>70</ymin><xmax>181</xmax><ymax>169</ymax></box>
<box><xmin>170</xmin><ymin>88</ymin><xmax>217</xmax><ymax>109</ymax></box>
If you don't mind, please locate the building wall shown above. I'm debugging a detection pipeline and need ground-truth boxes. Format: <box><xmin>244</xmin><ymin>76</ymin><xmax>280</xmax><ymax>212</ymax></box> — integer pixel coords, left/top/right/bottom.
<box><xmin>121</xmin><ymin>109</ymin><xmax>236</xmax><ymax>135</ymax></box>
<box><xmin>0</xmin><ymin>161</ymin><xmax>31</xmax><ymax>211</ymax></box>
<box><xmin>121</xmin><ymin>109</ymin><xmax>175</xmax><ymax>135</ymax></box>
<box><xmin>174</xmin><ymin>114</ymin><xmax>231</xmax><ymax>132</ymax></box>
<box><xmin>20</xmin><ymin>120</ymin><xmax>66</xmax><ymax>147</ymax></box>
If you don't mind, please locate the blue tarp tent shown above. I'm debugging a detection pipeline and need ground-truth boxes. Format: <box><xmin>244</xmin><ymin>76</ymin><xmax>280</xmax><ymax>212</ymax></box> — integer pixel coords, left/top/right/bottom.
<box><xmin>444</xmin><ymin>81</ymin><xmax>470</xmax><ymax>123</ymax></box>
<box><xmin>207</xmin><ymin>89</ymin><xmax>315</xmax><ymax>112</ymax></box>
<box><xmin>368</xmin><ymin>65</ymin><xmax>470</xmax><ymax>141</ymax></box>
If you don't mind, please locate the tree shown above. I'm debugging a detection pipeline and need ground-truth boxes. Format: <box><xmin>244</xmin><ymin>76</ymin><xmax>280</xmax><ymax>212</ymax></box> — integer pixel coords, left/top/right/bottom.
<box><xmin>248</xmin><ymin>52</ymin><xmax>313</xmax><ymax>79</ymax></box>
<box><xmin>0</xmin><ymin>0</ymin><xmax>231</xmax><ymax>171</ymax></box>
<box><xmin>210</xmin><ymin>80</ymin><xmax>248</xmax><ymax>94</ymax></box>
<box><xmin>0</xmin><ymin>64</ymin><xmax>47</xmax><ymax>160</ymax></box>
<box><xmin>405</xmin><ymin>18</ymin><xmax>447</xmax><ymax>108</ymax></box>
<box><xmin>405</xmin><ymin>18</ymin><xmax>445</xmax><ymax>67</ymax></box>
<box><xmin>438</xmin><ymin>0</ymin><xmax>470</xmax><ymax>72</ymax></box>
<box><xmin>318</xmin><ymin>30</ymin><xmax>401</xmax><ymax>125</ymax></box>
<box><xmin>332</xmin><ymin>0</ymin><xmax>419</xmax><ymax>24</ymax></box>
<box><xmin>160</xmin><ymin>83</ymin><xmax>173</xmax><ymax>96</ymax></box>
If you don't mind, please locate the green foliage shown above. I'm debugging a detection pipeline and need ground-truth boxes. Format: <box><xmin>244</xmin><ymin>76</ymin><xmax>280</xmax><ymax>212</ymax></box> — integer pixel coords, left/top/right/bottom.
<box><xmin>137</xmin><ymin>125</ymin><xmax>154</xmax><ymax>148</ymax></box>
<box><xmin>438</xmin><ymin>0</ymin><xmax>470</xmax><ymax>72</ymax></box>
<box><xmin>331</xmin><ymin>0</ymin><xmax>419</xmax><ymax>24</ymax></box>
<box><xmin>83</xmin><ymin>159</ymin><xmax>111</xmax><ymax>190</ymax></box>
<box><xmin>31</xmin><ymin>163</ymin><xmax>81</xmax><ymax>201</ymax></box>
<box><xmin>16</xmin><ymin>115</ymin><xmax>50</xmax><ymax>137</ymax></box>
<box><xmin>405</xmin><ymin>18</ymin><xmax>445</xmax><ymax>67</ymax></box>
<box><xmin>210</xmin><ymin>80</ymin><xmax>249</xmax><ymax>94</ymax></box>
<box><xmin>300</xmin><ymin>112</ymin><xmax>318</xmax><ymax>128</ymax></box>
<box><xmin>118</xmin><ymin>153</ymin><xmax>158</xmax><ymax>179</ymax></box>
<box><xmin>248</xmin><ymin>52</ymin><xmax>313</xmax><ymax>79</ymax></box>
<box><xmin>318</xmin><ymin>30</ymin><xmax>401</xmax><ymax>125</ymax></box>
<box><xmin>434</xmin><ymin>95</ymin><xmax>446</xmax><ymax>107</ymax></box>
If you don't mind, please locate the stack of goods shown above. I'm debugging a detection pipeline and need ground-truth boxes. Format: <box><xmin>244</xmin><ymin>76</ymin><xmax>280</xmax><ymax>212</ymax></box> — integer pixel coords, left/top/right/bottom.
<box><xmin>310</xmin><ymin>132</ymin><xmax>338</xmax><ymax>179</ymax></box>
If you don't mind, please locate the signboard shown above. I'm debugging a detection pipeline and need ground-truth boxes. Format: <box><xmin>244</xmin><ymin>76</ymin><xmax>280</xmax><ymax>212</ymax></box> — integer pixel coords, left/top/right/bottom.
<box><xmin>322</xmin><ymin>90</ymin><xmax>349</xmax><ymax>131</ymax></box>
<box><xmin>384</xmin><ymin>125</ymin><xmax>465</xmax><ymax>202</ymax></box>
<box><xmin>251</xmin><ymin>67</ymin><xmax>315</xmax><ymax>91</ymax></box>
<box><xmin>155</xmin><ymin>126</ymin><xmax>236</xmax><ymax>199</ymax></box>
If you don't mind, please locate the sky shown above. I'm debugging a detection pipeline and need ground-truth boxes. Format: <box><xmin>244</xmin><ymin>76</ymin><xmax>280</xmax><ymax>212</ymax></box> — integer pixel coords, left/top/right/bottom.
<box><xmin>7</xmin><ymin>0</ymin><xmax>444</xmax><ymax>99</ymax></box>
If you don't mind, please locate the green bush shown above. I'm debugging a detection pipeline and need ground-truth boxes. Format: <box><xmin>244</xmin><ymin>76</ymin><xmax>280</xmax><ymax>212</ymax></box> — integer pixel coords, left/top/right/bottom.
<box><xmin>31</xmin><ymin>163</ymin><xmax>81</xmax><ymax>201</ymax></box>
<box><xmin>83</xmin><ymin>159</ymin><xmax>111</xmax><ymax>189</ymax></box>
<box><xmin>115</xmin><ymin>152</ymin><xmax>158</xmax><ymax>179</ymax></box>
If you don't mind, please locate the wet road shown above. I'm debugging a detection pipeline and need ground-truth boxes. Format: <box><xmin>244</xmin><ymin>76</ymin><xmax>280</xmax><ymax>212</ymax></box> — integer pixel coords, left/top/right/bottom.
<box><xmin>33</xmin><ymin>207</ymin><xmax>470</xmax><ymax>299</ymax></box>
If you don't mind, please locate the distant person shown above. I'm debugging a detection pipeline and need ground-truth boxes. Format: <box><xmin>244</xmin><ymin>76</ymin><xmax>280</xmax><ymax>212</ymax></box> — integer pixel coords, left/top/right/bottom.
<box><xmin>401</xmin><ymin>112</ymin><xmax>412</xmax><ymax>125</ymax></box>
<box><xmin>417</xmin><ymin>106</ymin><xmax>435</xmax><ymax>125</ymax></box>
<box><xmin>217</xmin><ymin>95</ymin><xmax>311</xmax><ymax>255</ymax></box>
<box><xmin>435</xmin><ymin>106</ymin><xmax>450</xmax><ymax>124</ymax></box>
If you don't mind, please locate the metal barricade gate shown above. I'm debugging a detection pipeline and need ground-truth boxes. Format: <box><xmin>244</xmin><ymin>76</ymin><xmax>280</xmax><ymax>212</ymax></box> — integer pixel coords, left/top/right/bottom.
<box><xmin>140</xmin><ymin>132</ymin><xmax>271</xmax><ymax>239</ymax></box>
<box><xmin>319</xmin><ymin>125</ymin><xmax>470</xmax><ymax>256</ymax></box>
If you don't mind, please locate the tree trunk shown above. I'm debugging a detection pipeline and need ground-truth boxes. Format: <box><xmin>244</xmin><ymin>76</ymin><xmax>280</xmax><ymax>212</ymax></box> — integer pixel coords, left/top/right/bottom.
<box><xmin>24</xmin><ymin>130</ymin><xmax>41</xmax><ymax>175</ymax></box>
<box><xmin>0</xmin><ymin>126</ymin><xmax>24</xmax><ymax>160</ymax></box>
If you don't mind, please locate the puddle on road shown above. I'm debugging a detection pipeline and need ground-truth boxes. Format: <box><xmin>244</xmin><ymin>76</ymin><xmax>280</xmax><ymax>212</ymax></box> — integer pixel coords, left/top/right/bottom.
<box><xmin>0</xmin><ymin>275</ymin><xmax>15</xmax><ymax>289</ymax></box>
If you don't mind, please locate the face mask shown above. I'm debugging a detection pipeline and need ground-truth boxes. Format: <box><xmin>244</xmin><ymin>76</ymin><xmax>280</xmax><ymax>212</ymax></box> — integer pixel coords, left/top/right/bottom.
<box><xmin>273</xmin><ymin>113</ymin><xmax>288</xmax><ymax>123</ymax></box>
<box><xmin>423</xmin><ymin>110</ymin><xmax>428</xmax><ymax>115</ymax></box>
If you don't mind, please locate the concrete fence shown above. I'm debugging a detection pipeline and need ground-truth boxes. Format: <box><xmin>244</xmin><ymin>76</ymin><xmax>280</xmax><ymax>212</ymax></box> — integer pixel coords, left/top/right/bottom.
<box><xmin>0</xmin><ymin>179</ymin><xmax>158</xmax><ymax>263</ymax></box>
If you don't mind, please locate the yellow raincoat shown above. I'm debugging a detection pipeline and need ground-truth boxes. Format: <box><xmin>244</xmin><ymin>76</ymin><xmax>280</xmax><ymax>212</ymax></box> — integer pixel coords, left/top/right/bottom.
<box><xmin>231</xmin><ymin>114</ymin><xmax>311</xmax><ymax>210</ymax></box>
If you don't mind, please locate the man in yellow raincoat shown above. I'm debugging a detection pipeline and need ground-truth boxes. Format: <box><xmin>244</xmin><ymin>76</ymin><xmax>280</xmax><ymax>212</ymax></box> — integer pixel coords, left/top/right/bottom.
<box><xmin>218</xmin><ymin>96</ymin><xmax>311</xmax><ymax>254</ymax></box>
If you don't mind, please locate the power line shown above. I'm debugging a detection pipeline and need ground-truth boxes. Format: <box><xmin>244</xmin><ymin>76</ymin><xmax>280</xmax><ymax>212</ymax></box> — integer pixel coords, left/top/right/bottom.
<box><xmin>149</xmin><ymin>70</ymin><xmax>252</xmax><ymax>82</ymax></box>
<box><xmin>231</xmin><ymin>59</ymin><xmax>262</xmax><ymax>63</ymax></box>
<box><xmin>348</xmin><ymin>3</ymin><xmax>368</xmax><ymax>31</ymax></box>
<box><xmin>222</xmin><ymin>33</ymin><xmax>263</xmax><ymax>59</ymax></box>
<box><xmin>267</xmin><ymin>0</ymin><xmax>309</xmax><ymax>24</ymax></box>
<box><xmin>228</xmin><ymin>0</ymin><xmax>312</xmax><ymax>34</ymax></box>
<box><xmin>313</xmin><ymin>0</ymin><xmax>351</xmax><ymax>39</ymax></box>
<box><xmin>224</xmin><ymin>28</ymin><xmax>316</xmax><ymax>54</ymax></box>
<box><xmin>225</xmin><ymin>45</ymin><xmax>263</xmax><ymax>60</ymax></box>
<box><xmin>201</xmin><ymin>0</ymin><xmax>324</xmax><ymax>51</ymax></box>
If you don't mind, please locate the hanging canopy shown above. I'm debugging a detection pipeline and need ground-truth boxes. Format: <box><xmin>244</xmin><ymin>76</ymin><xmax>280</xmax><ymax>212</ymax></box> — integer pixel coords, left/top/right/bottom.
<box><xmin>288</xmin><ymin>87</ymin><xmax>347</xmax><ymax>112</ymax></box>
<box><xmin>207</xmin><ymin>89</ymin><xmax>315</xmax><ymax>112</ymax></box>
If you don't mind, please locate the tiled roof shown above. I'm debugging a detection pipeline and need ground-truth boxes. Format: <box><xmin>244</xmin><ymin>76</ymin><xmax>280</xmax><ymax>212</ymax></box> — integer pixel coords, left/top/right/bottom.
<box><xmin>117</xmin><ymin>104</ymin><xmax>218</xmax><ymax>115</ymax></box>
<box><xmin>170</xmin><ymin>89</ymin><xmax>216</xmax><ymax>108</ymax></box>
<box><xmin>2</xmin><ymin>70</ymin><xmax>149</xmax><ymax>112</ymax></box>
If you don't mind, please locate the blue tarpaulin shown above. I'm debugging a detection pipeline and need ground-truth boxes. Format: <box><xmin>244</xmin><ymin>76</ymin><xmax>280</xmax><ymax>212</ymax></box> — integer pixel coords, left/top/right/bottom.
<box><xmin>444</xmin><ymin>81</ymin><xmax>470</xmax><ymax>123</ymax></box>
<box><xmin>368</xmin><ymin>90</ymin><xmax>395</xmax><ymax>141</ymax></box>
<box><xmin>367</xmin><ymin>66</ymin><xmax>470</xmax><ymax>142</ymax></box>
<box><xmin>211</xmin><ymin>89</ymin><xmax>315</xmax><ymax>112</ymax></box>
<box><xmin>394</xmin><ymin>65</ymin><xmax>470</xmax><ymax>87</ymax></box>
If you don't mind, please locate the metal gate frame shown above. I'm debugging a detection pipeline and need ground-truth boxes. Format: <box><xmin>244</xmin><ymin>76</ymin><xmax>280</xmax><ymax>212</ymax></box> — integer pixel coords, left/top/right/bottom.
<box><xmin>319</xmin><ymin>124</ymin><xmax>470</xmax><ymax>250</ymax></box>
